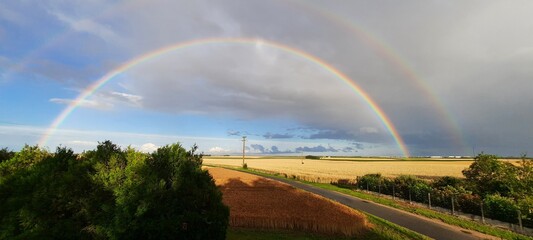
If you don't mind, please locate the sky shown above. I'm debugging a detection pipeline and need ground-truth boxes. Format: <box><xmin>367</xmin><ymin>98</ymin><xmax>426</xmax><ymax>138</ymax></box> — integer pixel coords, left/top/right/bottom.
<box><xmin>1</xmin><ymin>0</ymin><xmax>532</xmax><ymax>157</ymax></box>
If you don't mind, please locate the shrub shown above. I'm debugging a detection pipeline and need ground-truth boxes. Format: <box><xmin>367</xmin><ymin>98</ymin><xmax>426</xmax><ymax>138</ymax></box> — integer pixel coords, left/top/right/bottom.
<box><xmin>432</xmin><ymin>176</ymin><xmax>464</xmax><ymax>189</ymax></box>
<box><xmin>393</xmin><ymin>175</ymin><xmax>430</xmax><ymax>202</ymax></box>
<box><xmin>356</xmin><ymin>174</ymin><xmax>383</xmax><ymax>192</ymax></box>
<box><xmin>484</xmin><ymin>194</ymin><xmax>519</xmax><ymax>223</ymax></box>
<box><xmin>242</xmin><ymin>163</ymin><xmax>248</xmax><ymax>169</ymax></box>
<box><xmin>456</xmin><ymin>193</ymin><xmax>481</xmax><ymax>215</ymax></box>
<box><xmin>517</xmin><ymin>196</ymin><xmax>533</xmax><ymax>227</ymax></box>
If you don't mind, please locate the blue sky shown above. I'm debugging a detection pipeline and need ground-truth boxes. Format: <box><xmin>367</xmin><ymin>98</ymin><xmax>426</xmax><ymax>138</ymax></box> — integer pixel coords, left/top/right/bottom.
<box><xmin>1</xmin><ymin>1</ymin><xmax>533</xmax><ymax>156</ymax></box>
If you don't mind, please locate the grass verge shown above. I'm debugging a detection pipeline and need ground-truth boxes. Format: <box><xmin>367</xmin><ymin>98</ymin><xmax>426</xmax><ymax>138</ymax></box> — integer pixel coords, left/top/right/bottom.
<box><xmin>226</xmin><ymin>213</ymin><xmax>429</xmax><ymax>240</ymax></box>
<box><xmin>213</xmin><ymin>165</ymin><xmax>531</xmax><ymax>240</ymax></box>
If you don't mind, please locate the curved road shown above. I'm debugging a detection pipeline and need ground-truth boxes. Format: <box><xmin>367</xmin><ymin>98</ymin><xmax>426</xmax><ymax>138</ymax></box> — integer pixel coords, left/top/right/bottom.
<box><xmin>256</xmin><ymin>173</ymin><xmax>493</xmax><ymax>240</ymax></box>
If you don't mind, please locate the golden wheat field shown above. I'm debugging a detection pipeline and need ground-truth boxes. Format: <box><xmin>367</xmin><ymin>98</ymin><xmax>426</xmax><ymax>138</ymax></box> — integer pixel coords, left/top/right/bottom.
<box><xmin>207</xmin><ymin>167</ymin><xmax>370</xmax><ymax>237</ymax></box>
<box><xmin>203</xmin><ymin>157</ymin><xmax>475</xmax><ymax>182</ymax></box>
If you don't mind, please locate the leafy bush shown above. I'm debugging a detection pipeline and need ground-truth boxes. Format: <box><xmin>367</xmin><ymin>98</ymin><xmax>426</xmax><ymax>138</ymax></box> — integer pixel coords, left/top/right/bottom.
<box><xmin>517</xmin><ymin>196</ymin><xmax>533</xmax><ymax>226</ymax></box>
<box><xmin>456</xmin><ymin>193</ymin><xmax>481</xmax><ymax>215</ymax></box>
<box><xmin>393</xmin><ymin>175</ymin><xmax>431</xmax><ymax>202</ymax></box>
<box><xmin>484</xmin><ymin>194</ymin><xmax>519</xmax><ymax>223</ymax></box>
<box><xmin>432</xmin><ymin>176</ymin><xmax>464</xmax><ymax>190</ymax></box>
<box><xmin>356</xmin><ymin>174</ymin><xmax>383</xmax><ymax>192</ymax></box>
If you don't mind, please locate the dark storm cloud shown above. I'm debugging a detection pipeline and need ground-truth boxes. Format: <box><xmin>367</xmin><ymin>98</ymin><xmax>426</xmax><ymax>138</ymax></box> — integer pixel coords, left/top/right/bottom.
<box><xmin>250</xmin><ymin>144</ymin><xmax>292</xmax><ymax>154</ymax></box>
<box><xmin>250</xmin><ymin>144</ymin><xmax>265</xmax><ymax>153</ymax></box>
<box><xmin>227</xmin><ymin>130</ymin><xmax>241</xmax><ymax>136</ymax></box>
<box><xmin>295</xmin><ymin>145</ymin><xmax>338</xmax><ymax>153</ymax></box>
<box><xmin>263</xmin><ymin>132</ymin><xmax>293</xmax><ymax>139</ymax></box>
<box><xmin>342</xmin><ymin>147</ymin><xmax>356</xmax><ymax>153</ymax></box>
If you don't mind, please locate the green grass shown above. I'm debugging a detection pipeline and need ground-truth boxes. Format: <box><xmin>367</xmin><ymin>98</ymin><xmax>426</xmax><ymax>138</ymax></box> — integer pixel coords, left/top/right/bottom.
<box><xmin>226</xmin><ymin>215</ymin><xmax>430</xmax><ymax>240</ymax></box>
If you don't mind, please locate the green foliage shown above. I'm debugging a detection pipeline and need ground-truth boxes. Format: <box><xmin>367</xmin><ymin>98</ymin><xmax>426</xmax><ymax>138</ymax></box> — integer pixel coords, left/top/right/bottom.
<box><xmin>0</xmin><ymin>141</ymin><xmax>228</xmax><ymax>240</ymax></box>
<box><xmin>515</xmin><ymin>155</ymin><xmax>533</xmax><ymax>199</ymax></box>
<box><xmin>517</xmin><ymin>196</ymin><xmax>533</xmax><ymax>226</ymax></box>
<box><xmin>393</xmin><ymin>175</ymin><xmax>431</xmax><ymax>203</ymax></box>
<box><xmin>0</xmin><ymin>146</ymin><xmax>105</xmax><ymax>239</ymax></box>
<box><xmin>484</xmin><ymin>194</ymin><xmax>519</xmax><ymax>223</ymax></box>
<box><xmin>432</xmin><ymin>176</ymin><xmax>464</xmax><ymax>190</ymax></box>
<box><xmin>0</xmin><ymin>148</ymin><xmax>15</xmax><ymax>163</ymax></box>
<box><xmin>350</xmin><ymin>154</ymin><xmax>533</xmax><ymax>226</ymax></box>
<box><xmin>462</xmin><ymin>153</ymin><xmax>517</xmax><ymax>197</ymax></box>
<box><xmin>304</xmin><ymin>155</ymin><xmax>320</xmax><ymax>160</ymax></box>
<box><xmin>356</xmin><ymin>173</ymin><xmax>383</xmax><ymax>191</ymax></box>
<box><xmin>242</xmin><ymin>163</ymin><xmax>248</xmax><ymax>169</ymax></box>
<box><xmin>0</xmin><ymin>145</ymin><xmax>50</xmax><ymax>179</ymax></box>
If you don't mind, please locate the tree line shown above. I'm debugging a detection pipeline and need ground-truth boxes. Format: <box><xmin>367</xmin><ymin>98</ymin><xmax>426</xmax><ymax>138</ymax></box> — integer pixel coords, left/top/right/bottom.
<box><xmin>342</xmin><ymin>154</ymin><xmax>533</xmax><ymax>226</ymax></box>
<box><xmin>0</xmin><ymin>141</ymin><xmax>229</xmax><ymax>239</ymax></box>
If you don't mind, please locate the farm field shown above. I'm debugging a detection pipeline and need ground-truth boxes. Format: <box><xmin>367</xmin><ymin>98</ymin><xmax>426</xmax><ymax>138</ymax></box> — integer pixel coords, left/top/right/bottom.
<box><xmin>203</xmin><ymin>157</ymin><xmax>475</xmax><ymax>181</ymax></box>
<box><xmin>207</xmin><ymin>167</ymin><xmax>370</xmax><ymax>237</ymax></box>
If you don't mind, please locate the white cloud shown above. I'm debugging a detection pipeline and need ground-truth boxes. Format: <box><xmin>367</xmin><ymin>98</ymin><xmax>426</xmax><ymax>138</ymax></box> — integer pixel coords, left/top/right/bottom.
<box><xmin>139</xmin><ymin>143</ymin><xmax>158</xmax><ymax>153</ymax></box>
<box><xmin>50</xmin><ymin>98</ymin><xmax>113</xmax><ymax>110</ymax></box>
<box><xmin>49</xmin><ymin>10</ymin><xmax>121</xmax><ymax>43</ymax></box>
<box><xmin>69</xmin><ymin>140</ymin><xmax>97</xmax><ymax>147</ymax></box>
<box><xmin>110</xmin><ymin>91</ymin><xmax>143</xmax><ymax>106</ymax></box>
<box><xmin>208</xmin><ymin>147</ymin><xmax>231</xmax><ymax>153</ymax></box>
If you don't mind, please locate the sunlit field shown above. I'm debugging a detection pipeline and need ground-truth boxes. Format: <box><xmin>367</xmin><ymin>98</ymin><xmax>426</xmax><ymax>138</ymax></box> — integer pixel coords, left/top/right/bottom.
<box><xmin>203</xmin><ymin>156</ymin><xmax>476</xmax><ymax>181</ymax></box>
<box><xmin>207</xmin><ymin>167</ymin><xmax>369</xmax><ymax>237</ymax></box>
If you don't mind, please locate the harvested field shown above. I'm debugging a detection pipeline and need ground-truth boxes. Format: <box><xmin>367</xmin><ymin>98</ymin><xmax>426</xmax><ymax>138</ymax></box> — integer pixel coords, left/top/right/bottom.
<box><xmin>207</xmin><ymin>167</ymin><xmax>370</xmax><ymax>237</ymax></box>
<box><xmin>204</xmin><ymin>157</ymin><xmax>473</xmax><ymax>182</ymax></box>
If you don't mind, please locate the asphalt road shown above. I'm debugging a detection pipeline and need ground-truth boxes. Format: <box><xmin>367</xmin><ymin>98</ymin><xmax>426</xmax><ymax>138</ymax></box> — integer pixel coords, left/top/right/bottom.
<box><xmin>257</xmin><ymin>174</ymin><xmax>488</xmax><ymax>240</ymax></box>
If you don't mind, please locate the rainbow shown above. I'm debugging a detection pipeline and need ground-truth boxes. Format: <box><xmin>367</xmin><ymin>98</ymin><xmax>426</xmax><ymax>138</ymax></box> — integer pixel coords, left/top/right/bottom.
<box><xmin>286</xmin><ymin>0</ymin><xmax>467</xmax><ymax>153</ymax></box>
<box><xmin>38</xmin><ymin>37</ymin><xmax>410</xmax><ymax>157</ymax></box>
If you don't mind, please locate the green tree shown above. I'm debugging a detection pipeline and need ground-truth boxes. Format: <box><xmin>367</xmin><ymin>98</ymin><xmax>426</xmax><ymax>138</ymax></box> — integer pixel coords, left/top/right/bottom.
<box><xmin>462</xmin><ymin>153</ymin><xmax>517</xmax><ymax>197</ymax></box>
<box><xmin>0</xmin><ymin>148</ymin><xmax>15</xmax><ymax>163</ymax></box>
<box><xmin>0</xmin><ymin>145</ymin><xmax>50</xmax><ymax>179</ymax></box>
<box><xmin>104</xmin><ymin>143</ymin><xmax>228</xmax><ymax>240</ymax></box>
<box><xmin>0</xmin><ymin>146</ymin><xmax>107</xmax><ymax>239</ymax></box>
<box><xmin>0</xmin><ymin>141</ymin><xmax>229</xmax><ymax>240</ymax></box>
